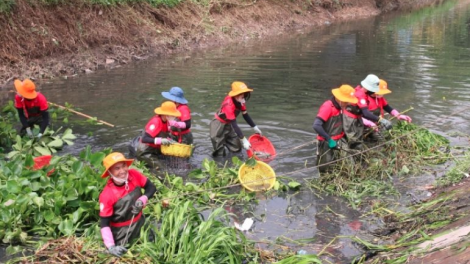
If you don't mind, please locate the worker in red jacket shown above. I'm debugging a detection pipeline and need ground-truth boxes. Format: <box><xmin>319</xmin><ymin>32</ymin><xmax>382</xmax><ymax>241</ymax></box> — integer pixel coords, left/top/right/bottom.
<box><xmin>99</xmin><ymin>152</ymin><xmax>157</xmax><ymax>257</ymax></box>
<box><xmin>13</xmin><ymin>79</ymin><xmax>49</xmax><ymax>138</ymax></box>
<box><xmin>362</xmin><ymin>79</ymin><xmax>412</xmax><ymax>131</ymax></box>
<box><xmin>162</xmin><ymin>87</ymin><xmax>193</xmax><ymax>144</ymax></box>
<box><xmin>313</xmin><ymin>85</ymin><xmax>358</xmax><ymax>173</ymax></box>
<box><xmin>210</xmin><ymin>81</ymin><xmax>262</xmax><ymax>157</ymax></box>
<box><xmin>133</xmin><ymin>101</ymin><xmax>181</xmax><ymax>168</ymax></box>
<box><xmin>355</xmin><ymin>74</ymin><xmax>393</xmax><ymax>131</ymax></box>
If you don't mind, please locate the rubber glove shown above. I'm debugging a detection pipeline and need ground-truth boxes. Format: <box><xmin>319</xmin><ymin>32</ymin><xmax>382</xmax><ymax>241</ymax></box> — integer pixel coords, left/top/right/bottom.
<box><xmin>362</xmin><ymin>118</ymin><xmax>378</xmax><ymax>131</ymax></box>
<box><xmin>37</xmin><ymin>133</ymin><xmax>43</xmax><ymax>139</ymax></box>
<box><xmin>328</xmin><ymin>138</ymin><xmax>337</xmax><ymax>149</ymax></box>
<box><xmin>253</xmin><ymin>126</ymin><xmax>262</xmax><ymax>136</ymax></box>
<box><xmin>101</xmin><ymin>226</ymin><xmax>126</xmax><ymax>257</ymax></box>
<box><xmin>26</xmin><ymin>127</ymin><xmax>33</xmax><ymax>138</ymax></box>
<box><xmin>108</xmin><ymin>245</ymin><xmax>127</xmax><ymax>257</ymax></box>
<box><xmin>154</xmin><ymin>138</ymin><xmax>175</xmax><ymax>146</ymax></box>
<box><xmin>131</xmin><ymin>195</ymin><xmax>148</xmax><ymax>215</ymax></box>
<box><xmin>378</xmin><ymin>117</ymin><xmax>393</xmax><ymax>130</ymax></box>
<box><xmin>168</xmin><ymin>119</ymin><xmax>186</xmax><ymax>129</ymax></box>
<box><xmin>241</xmin><ymin>137</ymin><xmax>251</xmax><ymax>150</ymax></box>
<box><xmin>391</xmin><ymin>109</ymin><xmax>412</xmax><ymax>122</ymax></box>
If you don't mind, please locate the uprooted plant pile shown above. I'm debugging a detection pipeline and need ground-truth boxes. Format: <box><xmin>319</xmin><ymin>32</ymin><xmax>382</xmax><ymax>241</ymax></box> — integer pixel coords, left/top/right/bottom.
<box><xmin>309</xmin><ymin>121</ymin><xmax>450</xmax><ymax>208</ymax></box>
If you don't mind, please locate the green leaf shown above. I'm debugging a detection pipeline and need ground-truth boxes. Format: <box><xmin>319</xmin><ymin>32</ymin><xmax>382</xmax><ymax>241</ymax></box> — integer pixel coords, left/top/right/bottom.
<box><xmin>47</xmin><ymin>139</ymin><xmax>64</xmax><ymax>148</ymax></box>
<box><xmin>72</xmin><ymin>208</ymin><xmax>84</xmax><ymax>224</ymax></box>
<box><xmin>72</xmin><ymin>161</ymin><xmax>84</xmax><ymax>174</ymax></box>
<box><xmin>43</xmin><ymin>210</ymin><xmax>55</xmax><ymax>222</ymax></box>
<box><xmin>33</xmin><ymin>197</ymin><xmax>44</xmax><ymax>208</ymax></box>
<box><xmin>31</xmin><ymin>181</ymin><xmax>41</xmax><ymax>191</ymax></box>
<box><xmin>61</xmin><ymin>128</ymin><xmax>76</xmax><ymax>140</ymax></box>
<box><xmin>400</xmin><ymin>165</ymin><xmax>410</xmax><ymax>175</ymax></box>
<box><xmin>273</xmin><ymin>181</ymin><xmax>280</xmax><ymax>191</ymax></box>
<box><xmin>245</xmin><ymin>158</ymin><xmax>257</xmax><ymax>167</ymax></box>
<box><xmin>7</xmin><ymin>180</ymin><xmax>20</xmax><ymax>193</ymax></box>
<box><xmin>89</xmin><ymin>152</ymin><xmax>105</xmax><ymax>167</ymax></box>
<box><xmin>34</xmin><ymin>146</ymin><xmax>51</xmax><ymax>156</ymax></box>
<box><xmin>65</xmin><ymin>188</ymin><xmax>78</xmax><ymax>201</ymax></box>
<box><xmin>58</xmin><ymin>219</ymin><xmax>74</xmax><ymax>236</ymax></box>
<box><xmin>63</xmin><ymin>139</ymin><xmax>74</xmax><ymax>146</ymax></box>
<box><xmin>188</xmin><ymin>169</ymin><xmax>205</xmax><ymax>179</ymax></box>
<box><xmin>184</xmin><ymin>182</ymin><xmax>200</xmax><ymax>192</ymax></box>
<box><xmin>25</xmin><ymin>154</ymin><xmax>34</xmax><ymax>168</ymax></box>
<box><xmin>6</xmin><ymin>151</ymin><xmax>19</xmax><ymax>159</ymax></box>
<box><xmin>288</xmin><ymin>181</ymin><xmax>301</xmax><ymax>190</ymax></box>
<box><xmin>172</xmin><ymin>177</ymin><xmax>183</xmax><ymax>189</ymax></box>
<box><xmin>6</xmin><ymin>245</ymin><xmax>22</xmax><ymax>256</ymax></box>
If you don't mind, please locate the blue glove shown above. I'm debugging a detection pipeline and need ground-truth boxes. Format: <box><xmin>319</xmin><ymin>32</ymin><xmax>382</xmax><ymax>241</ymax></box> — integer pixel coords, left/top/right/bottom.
<box><xmin>328</xmin><ymin>138</ymin><xmax>337</xmax><ymax>149</ymax></box>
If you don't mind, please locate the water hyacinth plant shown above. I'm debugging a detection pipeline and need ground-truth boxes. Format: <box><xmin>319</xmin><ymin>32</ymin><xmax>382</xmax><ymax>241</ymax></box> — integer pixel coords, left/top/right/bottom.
<box><xmin>0</xmin><ymin>146</ymin><xmax>107</xmax><ymax>244</ymax></box>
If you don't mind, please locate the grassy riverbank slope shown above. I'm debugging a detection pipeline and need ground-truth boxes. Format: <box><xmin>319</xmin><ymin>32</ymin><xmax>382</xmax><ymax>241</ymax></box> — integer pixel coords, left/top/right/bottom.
<box><xmin>0</xmin><ymin>0</ymin><xmax>445</xmax><ymax>87</ymax></box>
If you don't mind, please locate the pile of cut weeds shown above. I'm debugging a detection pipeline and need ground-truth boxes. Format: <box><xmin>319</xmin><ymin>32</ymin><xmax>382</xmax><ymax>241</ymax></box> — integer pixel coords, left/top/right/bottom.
<box><xmin>308</xmin><ymin>121</ymin><xmax>450</xmax><ymax>208</ymax></box>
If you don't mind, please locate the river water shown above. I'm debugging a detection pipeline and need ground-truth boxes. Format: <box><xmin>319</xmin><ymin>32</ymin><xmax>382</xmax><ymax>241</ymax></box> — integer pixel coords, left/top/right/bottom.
<box><xmin>3</xmin><ymin>0</ymin><xmax>470</xmax><ymax>262</ymax></box>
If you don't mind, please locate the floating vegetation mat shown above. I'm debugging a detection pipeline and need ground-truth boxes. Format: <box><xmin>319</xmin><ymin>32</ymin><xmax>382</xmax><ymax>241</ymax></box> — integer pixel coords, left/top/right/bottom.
<box><xmin>309</xmin><ymin>122</ymin><xmax>451</xmax><ymax>208</ymax></box>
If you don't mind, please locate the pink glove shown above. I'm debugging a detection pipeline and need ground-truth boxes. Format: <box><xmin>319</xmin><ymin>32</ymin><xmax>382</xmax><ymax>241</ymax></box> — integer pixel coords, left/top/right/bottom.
<box><xmin>137</xmin><ymin>195</ymin><xmax>148</xmax><ymax>207</ymax></box>
<box><xmin>391</xmin><ymin>110</ymin><xmax>412</xmax><ymax>122</ymax></box>
<box><xmin>168</xmin><ymin>120</ymin><xmax>186</xmax><ymax>129</ymax></box>
<box><xmin>362</xmin><ymin>118</ymin><xmax>378</xmax><ymax>131</ymax></box>
<box><xmin>100</xmin><ymin>227</ymin><xmax>115</xmax><ymax>248</ymax></box>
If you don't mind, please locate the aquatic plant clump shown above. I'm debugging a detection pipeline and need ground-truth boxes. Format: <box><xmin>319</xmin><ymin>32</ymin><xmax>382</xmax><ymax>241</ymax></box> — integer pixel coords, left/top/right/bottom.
<box><xmin>309</xmin><ymin>122</ymin><xmax>450</xmax><ymax>208</ymax></box>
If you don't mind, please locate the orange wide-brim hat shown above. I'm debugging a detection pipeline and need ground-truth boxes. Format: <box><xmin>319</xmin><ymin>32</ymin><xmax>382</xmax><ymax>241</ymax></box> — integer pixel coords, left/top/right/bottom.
<box><xmin>101</xmin><ymin>152</ymin><xmax>134</xmax><ymax>178</ymax></box>
<box><xmin>332</xmin><ymin>85</ymin><xmax>358</xmax><ymax>104</ymax></box>
<box><xmin>376</xmin><ymin>79</ymin><xmax>392</xmax><ymax>95</ymax></box>
<box><xmin>14</xmin><ymin>79</ymin><xmax>37</xmax><ymax>99</ymax></box>
<box><xmin>154</xmin><ymin>101</ymin><xmax>181</xmax><ymax>117</ymax></box>
<box><xmin>228</xmin><ymin>81</ymin><xmax>253</xmax><ymax>97</ymax></box>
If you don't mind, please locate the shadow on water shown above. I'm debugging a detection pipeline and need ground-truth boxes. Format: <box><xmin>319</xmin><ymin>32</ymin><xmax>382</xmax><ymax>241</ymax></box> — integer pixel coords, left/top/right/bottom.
<box><xmin>3</xmin><ymin>0</ymin><xmax>470</xmax><ymax>262</ymax></box>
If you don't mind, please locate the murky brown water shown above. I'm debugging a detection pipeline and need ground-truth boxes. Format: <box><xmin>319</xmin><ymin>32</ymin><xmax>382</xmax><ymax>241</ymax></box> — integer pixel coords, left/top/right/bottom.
<box><xmin>3</xmin><ymin>0</ymin><xmax>470</xmax><ymax>261</ymax></box>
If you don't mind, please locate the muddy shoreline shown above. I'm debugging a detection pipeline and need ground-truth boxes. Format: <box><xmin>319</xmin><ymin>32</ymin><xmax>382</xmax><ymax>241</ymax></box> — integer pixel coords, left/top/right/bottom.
<box><xmin>0</xmin><ymin>0</ymin><xmax>445</xmax><ymax>98</ymax></box>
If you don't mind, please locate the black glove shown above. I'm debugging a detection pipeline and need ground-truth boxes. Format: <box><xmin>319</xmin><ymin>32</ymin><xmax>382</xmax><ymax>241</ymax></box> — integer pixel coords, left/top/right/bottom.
<box><xmin>379</xmin><ymin>118</ymin><xmax>393</xmax><ymax>130</ymax></box>
<box><xmin>108</xmin><ymin>245</ymin><xmax>127</xmax><ymax>257</ymax></box>
<box><xmin>131</xmin><ymin>199</ymin><xmax>144</xmax><ymax>215</ymax></box>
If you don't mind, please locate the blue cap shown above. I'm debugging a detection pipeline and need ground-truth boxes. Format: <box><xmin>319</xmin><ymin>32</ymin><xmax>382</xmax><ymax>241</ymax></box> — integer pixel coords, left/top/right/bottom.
<box><xmin>161</xmin><ymin>87</ymin><xmax>188</xmax><ymax>104</ymax></box>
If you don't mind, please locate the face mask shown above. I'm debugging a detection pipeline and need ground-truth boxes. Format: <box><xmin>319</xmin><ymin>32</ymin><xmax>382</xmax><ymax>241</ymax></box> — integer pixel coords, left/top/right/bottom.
<box><xmin>109</xmin><ymin>171</ymin><xmax>129</xmax><ymax>190</ymax></box>
<box><xmin>237</xmin><ymin>98</ymin><xmax>246</xmax><ymax>104</ymax></box>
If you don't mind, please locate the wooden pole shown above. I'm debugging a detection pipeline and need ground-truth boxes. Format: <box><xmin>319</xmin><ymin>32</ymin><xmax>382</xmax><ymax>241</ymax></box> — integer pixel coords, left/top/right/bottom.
<box><xmin>48</xmin><ymin>102</ymin><xmax>115</xmax><ymax>127</ymax></box>
<box><xmin>363</xmin><ymin>106</ymin><xmax>414</xmax><ymax>138</ymax></box>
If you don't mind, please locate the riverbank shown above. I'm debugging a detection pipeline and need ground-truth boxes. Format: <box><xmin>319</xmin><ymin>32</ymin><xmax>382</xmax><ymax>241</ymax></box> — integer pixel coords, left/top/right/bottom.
<box><xmin>362</xmin><ymin>174</ymin><xmax>470</xmax><ymax>263</ymax></box>
<box><xmin>0</xmin><ymin>0</ymin><xmax>445</xmax><ymax>91</ymax></box>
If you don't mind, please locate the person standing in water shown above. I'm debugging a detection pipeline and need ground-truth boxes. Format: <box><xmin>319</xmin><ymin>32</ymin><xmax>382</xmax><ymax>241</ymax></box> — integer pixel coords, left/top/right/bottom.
<box><xmin>210</xmin><ymin>81</ymin><xmax>262</xmax><ymax>157</ymax></box>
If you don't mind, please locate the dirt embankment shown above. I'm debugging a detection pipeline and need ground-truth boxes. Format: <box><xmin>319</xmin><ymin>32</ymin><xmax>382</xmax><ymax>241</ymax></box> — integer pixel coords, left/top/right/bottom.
<box><xmin>0</xmin><ymin>0</ymin><xmax>445</xmax><ymax>89</ymax></box>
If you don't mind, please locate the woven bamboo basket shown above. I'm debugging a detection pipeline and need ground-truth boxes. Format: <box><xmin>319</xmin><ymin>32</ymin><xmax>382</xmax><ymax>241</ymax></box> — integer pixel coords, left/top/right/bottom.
<box><xmin>161</xmin><ymin>143</ymin><xmax>194</xmax><ymax>158</ymax></box>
